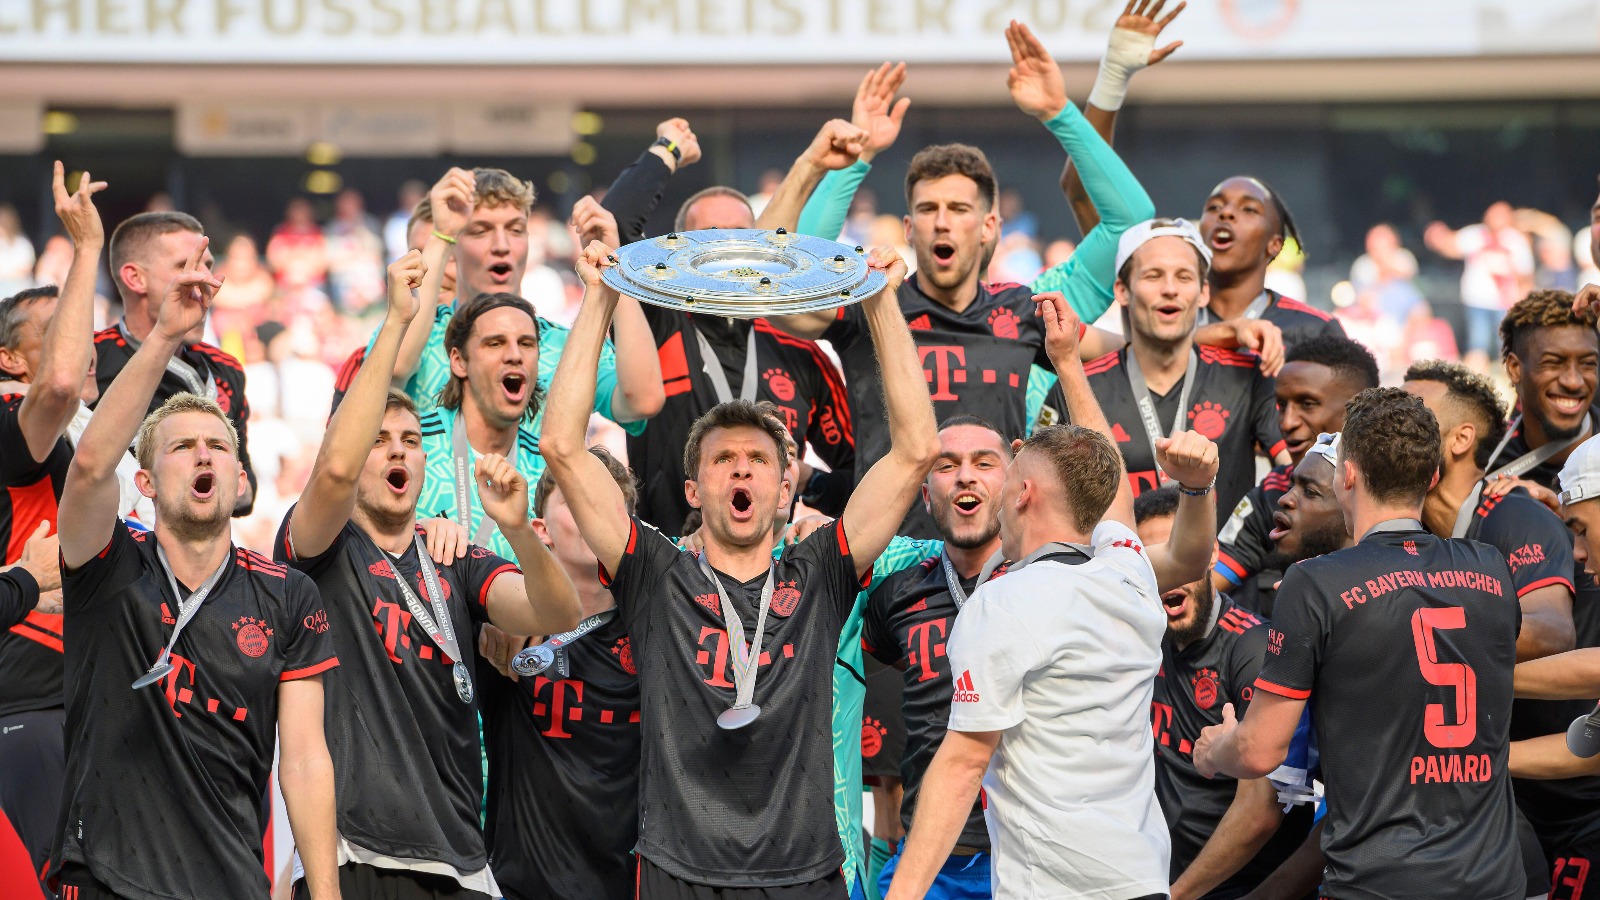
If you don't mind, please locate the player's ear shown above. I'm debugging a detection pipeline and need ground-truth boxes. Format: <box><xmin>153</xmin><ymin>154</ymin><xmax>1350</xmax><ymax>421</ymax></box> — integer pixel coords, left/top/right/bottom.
<box><xmin>684</xmin><ymin>479</ymin><xmax>702</xmax><ymax>510</ymax></box>
<box><xmin>921</xmin><ymin>482</ymin><xmax>932</xmax><ymax>514</ymax></box>
<box><xmin>1428</xmin><ymin>467</ymin><xmax>1441</xmax><ymax>491</ymax></box>
<box><xmin>1340</xmin><ymin>459</ymin><xmax>1359</xmax><ymax>492</ymax></box>
<box><xmin>777</xmin><ymin>472</ymin><xmax>794</xmax><ymax>511</ymax></box>
<box><xmin>1114</xmin><ymin>277</ymin><xmax>1130</xmax><ymax>309</ymax></box>
<box><xmin>1196</xmin><ymin>278</ymin><xmax>1211</xmax><ymax>310</ymax></box>
<box><xmin>1503</xmin><ymin>351</ymin><xmax>1523</xmax><ymax>386</ymax></box>
<box><xmin>235</xmin><ymin>468</ymin><xmax>248</xmax><ymax>502</ymax></box>
<box><xmin>134</xmin><ymin>468</ymin><xmax>156</xmax><ymax>500</ymax></box>
<box><xmin>530</xmin><ymin>518</ymin><xmax>552</xmax><ymax>547</ymax></box>
<box><xmin>449</xmin><ymin>346</ymin><xmax>468</xmax><ymax>380</ymax></box>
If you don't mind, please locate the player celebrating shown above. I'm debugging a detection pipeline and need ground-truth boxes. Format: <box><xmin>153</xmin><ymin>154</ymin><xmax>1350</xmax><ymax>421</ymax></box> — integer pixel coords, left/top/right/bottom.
<box><xmin>542</xmin><ymin>238</ymin><xmax>937</xmax><ymax>898</ymax></box>
<box><xmin>1488</xmin><ymin>289</ymin><xmax>1599</xmax><ymax>492</ymax></box>
<box><xmin>1086</xmin><ymin>219</ymin><xmax>1286</xmax><ymax>521</ymax></box>
<box><xmin>275</xmin><ymin>251</ymin><xmax>580</xmax><ymax>899</ymax></box>
<box><xmin>54</xmin><ymin>238</ymin><xmax>341</xmax><ymax>899</ymax></box>
<box><xmin>1195</xmin><ymin>388</ymin><xmax>1526</xmax><ymax>900</ymax></box>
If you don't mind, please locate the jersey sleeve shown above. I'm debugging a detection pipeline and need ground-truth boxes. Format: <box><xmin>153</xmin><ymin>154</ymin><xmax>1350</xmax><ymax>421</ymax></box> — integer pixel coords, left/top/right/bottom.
<box><xmin>1216</xmin><ymin>486</ymin><xmax>1274</xmax><ymax>588</ymax></box>
<box><xmin>273</xmin><ymin>503</ymin><xmax>352</xmax><ymax>580</ymax></box>
<box><xmin>598</xmin><ymin>516</ymin><xmax>687</xmax><ymax>628</ymax></box>
<box><xmin>797</xmin><ymin>161</ymin><xmax>870</xmax><ymax>241</ymax></box>
<box><xmin>1226</xmin><ymin>621</ymin><xmax>1272</xmax><ymax>716</ymax></box>
<box><xmin>865</xmin><ymin>536</ymin><xmax>941</xmax><ymax>595</ymax></box>
<box><xmin>945</xmin><ymin>595</ymin><xmax>1043</xmax><ymax>733</ymax></box>
<box><xmin>62</xmin><ymin>521</ymin><xmax>146</xmax><ymax>615</ymax></box>
<box><xmin>1250</xmin><ymin>371</ymin><xmax>1287</xmax><ymax>459</ymax></box>
<box><xmin>1252</xmin><ymin>564</ymin><xmax>1328</xmax><ymax>700</ymax></box>
<box><xmin>0</xmin><ymin>566</ymin><xmax>40</xmax><ymax>629</ymax></box>
<box><xmin>1091</xmin><ymin>519</ymin><xmax>1159</xmax><ymax>597</ymax></box>
<box><xmin>861</xmin><ymin>568</ymin><xmax>911</xmax><ymax>667</ymax></box>
<box><xmin>1482</xmin><ymin>494</ymin><xmax>1576</xmax><ymax>598</ymax></box>
<box><xmin>278</xmin><ymin>570</ymin><xmax>339</xmax><ymax>681</ymax></box>
<box><xmin>820</xmin><ymin>302</ymin><xmax>867</xmax><ymax>349</ymax></box>
<box><xmin>461</xmin><ymin>544</ymin><xmax>523</xmax><ymax>624</ymax></box>
<box><xmin>601</xmin><ymin>149</ymin><xmax>675</xmax><ymax>244</ymax></box>
<box><xmin>790</xmin><ymin>519</ymin><xmax>867</xmax><ymax>624</ymax></box>
<box><xmin>380</xmin><ymin>307</ymin><xmax>453</xmax><ymax>411</ymax></box>
<box><xmin>0</xmin><ymin>401</ymin><xmax>55</xmax><ymax>487</ymax></box>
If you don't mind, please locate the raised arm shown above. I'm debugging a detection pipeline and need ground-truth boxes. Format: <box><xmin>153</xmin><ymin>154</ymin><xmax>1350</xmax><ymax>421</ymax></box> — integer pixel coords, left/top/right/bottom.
<box><xmin>602</xmin><ymin>118</ymin><xmax>701</xmax><ymax>244</ymax></box>
<box><xmin>538</xmin><ymin>242</ymin><xmax>637</xmax><ymax>575</ymax></box>
<box><xmin>291</xmin><ymin>252</ymin><xmax>423</xmax><ymax>559</ymax></box>
<box><xmin>392</xmin><ymin>168</ymin><xmax>472</xmax><ymax>382</ymax></box>
<box><xmin>60</xmin><ymin>238</ymin><xmax>222</xmax><ymax>568</ymax></box>
<box><xmin>795</xmin><ymin>63</ymin><xmax>909</xmax><ymax>242</ymax></box>
<box><xmin>753</xmin><ymin>119</ymin><xmax>866</xmax><ymax>235</ymax></box>
<box><xmin>1147</xmin><ymin>432</ymin><xmax>1219</xmax><ymax>592</ymax></box>
<box><xmin>840</xmin><ymin>249</ymin><xmax>941</xmax><ymax>578</ymax></box>
<box><xmin>476</xmin><ymin>452</ymin><xmax>581</xmax><ymax>635</ymax></box>
<box><xmin>569</xmin><ymin>197</ymin><xmax>663</xmax><ymax>424</ymax></box>
<box><xmin>18</xmin><ymin>163</ymin><xmax>105</xmax><ymax>462</ymax></box>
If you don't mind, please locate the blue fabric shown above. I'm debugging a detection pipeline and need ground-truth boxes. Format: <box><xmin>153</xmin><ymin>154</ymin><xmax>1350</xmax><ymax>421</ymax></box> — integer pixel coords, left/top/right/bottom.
<box><xmin>1464</xmin><ymin>305</ymin><xmax>1503</xmax><ymax>357</ymax></box>
<box><xmin>878</xmin><ymin>839</ymin><xmax>992</xmax><ymax>900</ymax></box>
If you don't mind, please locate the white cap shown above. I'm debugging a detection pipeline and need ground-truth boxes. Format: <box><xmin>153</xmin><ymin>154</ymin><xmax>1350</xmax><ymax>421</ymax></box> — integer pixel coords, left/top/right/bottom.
<box><xmin>1558</xmin><ymin>434</ymin><xmax>1600</xmax><ymax>505</ymax></box>
<box><xmin>1115</xmin><ymin>217</ymin><xmax>1214</xmax><ymax>277</ymax></box>
<box><xmin>1306</xmin><ymin>432</ymin><xmax>1342</xmax><ymax>467</ymax></box>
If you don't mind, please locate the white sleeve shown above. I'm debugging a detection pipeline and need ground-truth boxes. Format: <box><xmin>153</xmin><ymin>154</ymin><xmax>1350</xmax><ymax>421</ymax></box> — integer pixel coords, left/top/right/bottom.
<box><xmin>945</xmin><ymin>593</ymin><xmax>1041</xmax><ymax>734</ymax></box>
<box><xmin>1455</xmin><ymin>224</ymin><xmax>1487</xmax><ymax>255</ymax></box>
<box><xmin>1091</xmin><ymin>520</ymin><xmax>1158</xmax><ymax>594</ymax></box>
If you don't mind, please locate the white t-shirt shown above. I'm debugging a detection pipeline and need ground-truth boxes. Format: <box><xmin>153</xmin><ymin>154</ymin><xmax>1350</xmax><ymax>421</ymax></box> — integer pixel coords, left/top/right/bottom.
<box><xmin>946</xmin><ymin>520</ymin><xmax>1168</xmax><ymax>900</ymax></box>
<box><xmin>1454</xmin><ymin>224</ymin><xmax>1533</xmax><ymax>310</ymax></box>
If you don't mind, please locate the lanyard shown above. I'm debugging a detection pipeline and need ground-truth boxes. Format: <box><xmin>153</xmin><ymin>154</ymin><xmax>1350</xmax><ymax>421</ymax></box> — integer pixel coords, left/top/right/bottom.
<box><xmin>451</xmin><ymin>411</ymin><xmax>519</xmax><ymax>547</ymax></box>
<box><xmin>132</xmin><ymin>545</ymin><xmax>230</xmax><ymax>690</ymax></box>
<box><xmin>700</xmin><ymin>555</ymin><xmax>775</xmax><ymax>730</ymax></box>
<box><xmin>1124</xmin><ymin>347</ymin><xmax>1198</xmax><ymax>484</ymax></box>
<box><xmin>511</xmin><ymin>608</ymin><xmax>618</xmax><ymax>677</ymax></box>
<box><xmin>940</xmin><ymin>549</ymin><xmax>1005</xmax><ymax>611</ymax></box>
<box><xmin>1197</xmin><ymin>291</ymin><xmax>1271</xmax><ymax>327</ymax></box>
<box><xmin>118</xmin><ymin>320</ymin><xmax>216</xmax><ymax>401</ymax></box>
<box><xmin>1485</xmin><ymin>413</ymin><xmax>1592</xmax><ymax>481</ymax></box>
<box><xmin>693</xmin><ymin>321</ymin><xmax>758</xmax><ymax>405</ymax></box>
<box><xmin>388</xmin><ymin>535</ymin><xmax>473</xmax><ymax>703</ymax></box>
<box><xmin>1360</xmin><ymin>518</ymin><xmax>1426</xmax><ymax>541</ymax></box>
<box><xmin>1009</xmin><ymin>540</ymin><xmax>1093</xmax><ymax>573</ymax></box>
<box><xmin>1450</xmin><ymin>482</ymin><xmax>1487</xmax><ymax>540</ymax></box>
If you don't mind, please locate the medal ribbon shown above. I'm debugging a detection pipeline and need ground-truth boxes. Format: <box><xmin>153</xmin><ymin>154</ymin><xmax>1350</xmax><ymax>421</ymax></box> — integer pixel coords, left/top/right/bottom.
<box><xmin>388</xmin><ymin>535</ymin><xmax>466</xmax><ymax>677</ymax></box>
<box><xmin>693</xmin><ymin>322</ymin><xmax>759</xmax><ymax>405</ymax></box>
<box><xmin>451</xmin><ymin>411</ymin><xmax>519</xmax><ymax>547</ymax></box>
<box><xmin>134</xmin><ymin>545</ymin><xmax>230</xmax><ymax>689</ymax></box>
<box><xmin>1124</xmin><ymin>347</ymin><xmax>1198</xmax><ymax>484</ymax></box>
<box><xmin>511</xmin><ymin>608</ymin><xmax>618</xmax><ymax>677</ymax></box>
<box><xmin>699</xmin><ymin>555</ymin><xmax>775</xmax><ymax>714</ymax></box>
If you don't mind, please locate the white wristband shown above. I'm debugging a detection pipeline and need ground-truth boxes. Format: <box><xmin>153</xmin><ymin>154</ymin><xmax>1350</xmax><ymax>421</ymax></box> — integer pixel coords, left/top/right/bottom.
<box><xmin>1088</xmin><ymin>28</ymin><xmax>1156</xmax><ymax>112</ymax></box>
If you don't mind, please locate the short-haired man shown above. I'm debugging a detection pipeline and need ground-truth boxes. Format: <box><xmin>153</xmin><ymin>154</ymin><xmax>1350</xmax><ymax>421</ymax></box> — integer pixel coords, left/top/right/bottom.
<box><xmin>96</xmin><ymin>209</ymin><xmax>257</xmax><ymax>514</ymax></box>
<box><xmin>1489</xmin><ymin>289</ymin><xmax>1600</xmax><ymax>492</ymax></box>
<box><xmin>543</xmin><ymin>239</ymin><xmax>938</xmax><ymax>898</ymax></box>
<box><xmin>1213</xmin><ymin>336</ymin><xmax>1378</xmax><ymax>611</ymax></box>
<box><xmin>1086</xmin><ymin>219</ymin><xmax>1287</xmax><ymax>522</ymax></box>
<box><xmin>1137</xmin><ymin>484</ymin><xmax>1318</xmax><ymax>900</ymax></box>
<box><xmin>276</xmin><ymin>250</ymin><xmax>578</xmax><ymax>899</ymax></box>
<box><xmin>477</xmin><ymin>447</ymin><xmax>641</xmax><ymax>900</ymax></box>
<box><xmin>55</xmin><ymin>239</ymin><xmax>340</xmax><ymax>899</ymax></box>
<box><xmin>1196</xmin><ymin>388</ymin><xmax>1526</xmax><ymax>900</ymax></box>
<box><xmin>384</xmin><ymin>166</ymin><xmax>662</xmax><ymax>425</ymax></box>
<box><xmin>1405</xmin><ymin>359</ymin><xmax>1576</xmax><ymax>661</ymax></box>
<box><xmin>886</xmin><ymin>287</ymin><xmax>1173</xmax><ymax>900</ymax></box>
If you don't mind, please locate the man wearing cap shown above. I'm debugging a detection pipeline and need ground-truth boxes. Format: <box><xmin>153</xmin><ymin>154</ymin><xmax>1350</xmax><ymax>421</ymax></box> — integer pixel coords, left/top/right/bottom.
<box><xmin>1085</xmin><ymin>218</ymin><xmax>1288</xmax><ymax>525</ymax></box>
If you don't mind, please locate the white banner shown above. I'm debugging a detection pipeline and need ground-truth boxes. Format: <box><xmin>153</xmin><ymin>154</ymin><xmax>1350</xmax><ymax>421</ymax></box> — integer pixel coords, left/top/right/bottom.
<box><xmin>0</xmin><ymin>0</ymin><xmax>1595</xmax><ymax>64</ymax></box>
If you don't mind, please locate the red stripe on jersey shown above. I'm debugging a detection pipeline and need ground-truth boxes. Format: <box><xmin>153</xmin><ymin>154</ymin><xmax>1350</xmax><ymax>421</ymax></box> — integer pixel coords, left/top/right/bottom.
<box><xmin>758</xmin><ymin>319</ymin><xmax>855</xmax><ymax>444</ymax></box>
<box><xmin>236</xmin><ymin>549</ymin><xmax>287</xmax><ymax>577</ymax></box>
<box><xmin>658</xmin><ymin>332</ymin><xmax>692</xmax><ymax>398</ymax></box>
<box><xmin>1218</xmin><ymin>617</ymin><xmax>1246</xmax><ymax>635</ymax></box>
<box><xmin>6</xmin><ymin>481</ymin><xmax>57</xmax><ymax>565</ymax></box>
<box><xmin>836</xmin><ymin>522</ymin><xmax>850</xmax><ymax>557</ymax></box>
<box><xmin>1275</xmin><ymin>298</ymin><xmax>1333</xmax><ymax>322</ymax></box>
<box><xmin>9</xmin><ymin>612</ymin><xmax>64</xmax><ymax>653</ymax></box>
<box><xmin>1266</xmin><ymin>440</ymin><xmax>1287</xmax><ymax>459</ymax></box>
<box><xmin>1197</xmin><ymin>345</ymin><xmax>1260</xmax><ymax>368</ymax></box>
<box><xmin>599</xmin><ymin>520</ymin><xmax>638</xmax><ymax>587</ymax></box>
<box><xmin>281</xmin><ymin>656</ymin><xmax>339</xmax><ymax>681</ymax></box>
<box><xmin>93</xmin><ymin>327</ymin><xmax>125</xmax><ymax>346</ymax></box>
<box><xmin>1216</xmin><ymin>550</ymin><xmax>1249</xmax><ymax>579</ymax></box>
<box><xmin>1082</xmin><ymin>350</ymin><xmax>1123</xmax><ymax>376</ymax></box>
<box><xmin>479</xmin><ymin>564</ymin><xmax>521</xmax><ymax>607</ymax></box>
<box><xmin>334</xmin><ymin>348</ymin><xmax>366</xmax><ymax>391</ymax></box>
<box><xmin>191</xmin><ymin>342</ymin><xmax>244</xmax><ymax>370</ymax></box>
<box><xmin>1253</xmin><ymin>677</ymin><xmax>1311</xmax><ymax>700</ymax></box>
<box><xmin>1517</xmin><ymin>576</ymin><xmax>1575</xmax><ymax>598</ymax></box>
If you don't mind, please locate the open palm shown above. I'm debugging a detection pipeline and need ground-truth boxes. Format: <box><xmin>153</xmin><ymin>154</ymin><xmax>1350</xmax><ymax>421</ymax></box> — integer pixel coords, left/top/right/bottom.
<box><xmin>1115</xmin><ymin>0</ymin><xmax>1187</xmax><ymax>65</ymax></box>
<box><xmin>853</xmin><ymin>62</ymin><xmax>911</xmax><ymax>160</ymax></box>
<box><xmin>1005</xmin><ymin>21</ymin><xmax>1067</xmax><ymax>121</ymax></box>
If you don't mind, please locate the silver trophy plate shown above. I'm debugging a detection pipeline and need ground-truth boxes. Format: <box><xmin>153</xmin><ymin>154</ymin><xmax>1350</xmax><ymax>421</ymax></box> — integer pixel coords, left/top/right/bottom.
<box><xmin>601</xmin><ymin>229</ymin><xmax>888</xmax><ymax>318</ymax></box>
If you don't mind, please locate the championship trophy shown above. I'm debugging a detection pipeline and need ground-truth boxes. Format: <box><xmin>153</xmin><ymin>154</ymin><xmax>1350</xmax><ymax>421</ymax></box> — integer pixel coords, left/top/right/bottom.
<box><xmin>601</xmin><ymin>228</ymin><xmax>888</xmax><ymax>317</ymax></box>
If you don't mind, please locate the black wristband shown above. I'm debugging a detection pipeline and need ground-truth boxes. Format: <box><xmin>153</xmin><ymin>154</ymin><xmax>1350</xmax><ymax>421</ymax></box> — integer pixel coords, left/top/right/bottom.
<box><xmin>652</xmin><ymin>136</ymin><xmax>682</xmax><ymax>162</ymax></box>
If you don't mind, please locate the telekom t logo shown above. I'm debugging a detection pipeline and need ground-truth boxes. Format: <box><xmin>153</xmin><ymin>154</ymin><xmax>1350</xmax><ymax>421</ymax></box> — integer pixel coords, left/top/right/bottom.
<box><xmin>531</xmin><ymin>677</ymin><xmax>585</xmax><ymax>739</ymax></box>
<box><xmin>905</xmin><ymin>619</ymin><xmax>949</xmax><ymax>683</ymax></box>
<box><xmin>161</xmin><ymin>652</ymin><xmax>198</xmax><ymax>718</ymax></box>
<box><xmin>371</xmin><ymin>597</ymin><xmax>415</xmax><ymax>664</ymax></box>
<box><xmin>918</xmin><ymin>345</ymin><xmax>967</xmax><ymax>401</ymax></box>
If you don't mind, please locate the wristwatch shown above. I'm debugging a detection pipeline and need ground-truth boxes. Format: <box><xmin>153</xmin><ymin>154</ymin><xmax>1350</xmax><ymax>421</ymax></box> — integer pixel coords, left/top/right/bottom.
<box><xmin>652</xmin><ymin>136</ymin><xmax>682</xmax><ymax>163</ymax></box>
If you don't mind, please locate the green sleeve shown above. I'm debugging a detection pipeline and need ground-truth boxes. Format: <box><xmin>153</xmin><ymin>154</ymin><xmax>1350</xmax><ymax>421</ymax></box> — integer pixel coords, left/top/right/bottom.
<box><xmin>798</xmin><ymin>160</ymin><xmax>872</xmax><ymax>241</ymax></box>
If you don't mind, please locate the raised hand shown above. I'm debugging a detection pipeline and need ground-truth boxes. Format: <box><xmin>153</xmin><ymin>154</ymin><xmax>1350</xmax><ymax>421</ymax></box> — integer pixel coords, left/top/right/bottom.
<box><xmin>418</xmin><ymin>515</ymin><xmax>469</xmax><ymax>564</ymax></box>
<box><xmin>1233</xmin><ymin>318</ymin><xmax>1285</xmax><ymax>377</ymax></box>
<box><xmin>429</xmin><ymin>167</ymin><xmax>476</xmax><ymax>240</ymax></box>
<box><xmin>656</xmin><ymin>117</ymin><xmax>702</xmax><ymax>168</ymax></box>
<box><xmin>51</xmin><ymin>161</ymin><xmax>108</xmax><ymax>248</ymax></box>
<box><xmin>476</xmin><ymin>453</ymin><xmax>530</xmax><ymax>529</ymax></box>
<box><xmin>1033</xmin><ymin>291</ymin><xmax>1083</xmax><ymax>368</ymax></box>
<box><xmin>1114</xmin><ymin>0</ymin><xmax>1187</xmax><ymax>66</ymax></box>
<box><xmin>386</xmin><ymin>249</ymin><xmax>426</xmax><ymax>324</ymax></box>
<box><xmin>852</xmin><ymin>62</ymin><xmax>911</xmax><ymax>163</ymax></box>
<box><xmin>155</xmin><ymin>235</ymin><xmax>223</xmax><ymax>343</ymax></box>
<box><xmin>865</xmin><ymin>245</ymin><xmax>909</xmax><ymax>294</ymax></box>
<box><xmin>1574</xmin><ymin>283</ymin><xmax>1600</xmax><ymax>319</ymax></box>
<box><xmin>801</xmin><ymin>119</ymin><xmax>868</xmax><ymax>172</ymax></box>
<box><xmin>1005</xmin><ymin>20</ymin><xmax>1068</xmax><ymax>122</ymax></box>
<box><xmin>1154</xmin><ymin>430</ymin><xmax>1219</xmax><ymax>491</ymax></box>
<box><xmin>573</xmin><ymin>240</ymin><xmax>619</xmax><ymax>293</ymax></box>
<box><xmin>570</xmin><ymin>196</ymin><xmax>621</xmax><ymax>249</ymax></box>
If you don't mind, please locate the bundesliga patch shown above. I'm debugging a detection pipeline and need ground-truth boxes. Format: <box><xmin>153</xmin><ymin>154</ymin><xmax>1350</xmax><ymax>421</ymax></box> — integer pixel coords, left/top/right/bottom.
<box><xmin>1219</xmin><ymin>497</ymin><xmax>1252</xmax><ymax>545</ymax></box>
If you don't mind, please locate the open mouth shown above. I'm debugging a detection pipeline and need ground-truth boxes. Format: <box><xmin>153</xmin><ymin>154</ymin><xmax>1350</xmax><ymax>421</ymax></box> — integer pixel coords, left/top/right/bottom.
<box><xmin>1154</xmin><ymin>303</ymin><xmax>1184</xmax><ymax>318</ymax></box>
<box><xmin>931</xmin><ymin>242</ymin><xmax>956</xmax><ymax>264</ymax></box>
<box><xmin>501</xmin><ymin>372</ymin><xmax>528</xmax><ymax>402</ymax></box>
<box><xmin>1269</xmin><ymin>511</ymin><xmax>1293</xmax><ymax>543</ymax></box>
<box><xmin>1161</xmin><ymin>589</ymin><xmax>1189</xmax><ymax>620</ymax></box>
<box><xmin>385</xmin><ymin>466</ymin><xmax>410</xmax><ymax>494</ymax></box>
<box><xmin>191</xmin><ymin>470</ymin><xmax>216</xmax><ymax>500</ymax></box>
<box><xmin>952</xmin><ymin>492</ymin><xmax>982</xmax><ymax>515</ymax></box>
<box><xmin>1208</xmin><ymin>226</ymin><xmax>1235</xmax><ymax>252</ymax></box>
<box><xmin>487</xmin><ymin>262</ymin><xmax>515</xmax><ymax>282</ymax></box>
<box><xmin>1550</xmin><ymin>394</ymin><xmax>1588</xmax><ymax>417</ymax></box>
<box><xmin>730</xmin><ymin>487</ymin><xmax>754</xmax><ymax>521</ymax></box>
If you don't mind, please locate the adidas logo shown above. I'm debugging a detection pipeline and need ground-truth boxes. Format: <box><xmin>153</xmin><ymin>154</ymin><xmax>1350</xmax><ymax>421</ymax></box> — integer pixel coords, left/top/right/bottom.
<box><xmin>951</xmin><ymin>670</ymin><xmax>981</xmax><ymax>703</ymax></box>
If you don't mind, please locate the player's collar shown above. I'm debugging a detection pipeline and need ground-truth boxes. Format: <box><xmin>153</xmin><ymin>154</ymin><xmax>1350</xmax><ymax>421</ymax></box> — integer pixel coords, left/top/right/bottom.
<box><xmin>1359</xmin><ymin>518</ymin><xmax>1426</xmax><ymax>541</ymax></box>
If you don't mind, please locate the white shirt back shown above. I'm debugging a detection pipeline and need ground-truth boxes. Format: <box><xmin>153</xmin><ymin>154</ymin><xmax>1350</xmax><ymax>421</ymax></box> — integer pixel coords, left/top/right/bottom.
<box><xmin>946</xmin><ymin>520</ymin><xmax>1168</xmax><ymax>900</ymax></box>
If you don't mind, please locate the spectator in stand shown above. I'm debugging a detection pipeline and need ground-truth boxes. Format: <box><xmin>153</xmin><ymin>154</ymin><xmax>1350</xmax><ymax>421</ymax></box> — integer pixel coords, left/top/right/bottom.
<box><xmin>323</xmin><ymin>187</ymin><xmax>386</xmax><ymax>314</ymax></box>
<box><xmin>998</xmin><ymin>187</ymin><xmax>1039</xmax><ymax>241</ymax></box>
<box><xmin>266</xmin><ymin>196</ymin><xmax>328</xmax><ymax>295</ymax></box>
<box><xmin>0</xmin><ymin>204</ymin><xmax>35</xmax><ymax>299</ymax></box>
<box><xmin>212</xmin><ymin>233</ymin><xmax>277</xmax><ymax>361</ymax></box>
<box><xmin>1578</xmin><ymin>225</ymin><xmax>1598</xmax><ymax>289</ymax></box>
<box><xmin>1044</xmin><ymin>238</ymin><xmax>1076</xmax><ymax>270</ymax></box>
<box><xmin>1351</xmin><ymin>223</ymin><xmax>1424</xmax><ymax>326</ymax></box>
<box><xmin>32</xmin><ymin>234</ymin><xmax>72</xmax><ymax>288</ymax></box>
<box><xmin>384</xmin><ymin>179</ymin><xmax>426</xmax><ymax>261</ymax></box>
<box><xmin>747</xmin><ymin>168</ymin><xmax>785</xmax><ymax>218</ymax></box>
<box><xmin>1265</xmin><ymin>235</ymin><xmax>1307</xmax><ymax>304</ymax></box>
<box><xmin>1425</xmin><ymin>200</ymin><xmax>1535</xmax><ymax>371</ymax></box>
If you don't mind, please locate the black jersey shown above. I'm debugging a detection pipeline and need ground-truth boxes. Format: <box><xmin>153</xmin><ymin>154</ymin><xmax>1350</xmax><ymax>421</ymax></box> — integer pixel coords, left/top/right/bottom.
<box><xmin>1487</xmin><ymin>406</ymin><xmax>1600</xmax><ymax>493</ymax></box>
<box><xmin>630</xmin><ymin>314</ymin><xmax>855</xmax><ymax>535</ymax></box>
<box><xmin>274</xmin><ymin>510</ymin><xmax>518</xmax><ymax>873</ymax></box>
<box><xmin>1257</xmin><ymin>292</ymin><xmax>1347</xmax><ymax>349</ymax></box>
<box><xmin>1256</xmin><ymin>524</ymin><xmax>1524</xmax><ymax>900</ymax></box>
<box><xmin>0</xmin><ymin>394</ymin><xmax>72</xmax><ymax>718</ymax></box>
<box><xmin>860</xmin><ymin>654</ymin><xmax>905</xmax><ymax>781</ymax></box>
<box><xmin>1462</xmin><ymin>486</ymin><xmax>1577</xmax><ymax>600</ymax></box>
<box><xmin>1152</xmin><ymin>596</ymin><xmax>1313</xmax><ymax>893</ymax></box>
<box><xmin>600</xmin><ymin>517</ymin><xmax>864</xmax><ymax>887</ymax></box>
<box><xmin>329</xmin><ymin>345</ymin><xmax>367</xmax><ymax>415</ymax></box>
<box><xmin>92</xmin><ymin>326</ymin><xmax>256</xmax><ymax>513</ymax></box>
<box><xmin>54</xmin><ymin>525</ymin><xmax>336</xmax><ymax>900</ymax></box>
<box><xmin>1512</xmin><ymin>571</ymin><xmax>1600</xmax><ymax>854</ymax></box>
<box><xmin>1216</xmin><ymin>464</ymin><xmax>1292</xmax><ymax>614</ymax></box>
<box><xmin>823</xmin><ymin>276</ymin><xmax>1053</xmax><ymax>537</ymax></box>
<box><xmin>862</xmin><ymin>554</ymin><xmax>1005</xmax><ymax>848</ymax></box>
<box><xmin>1085</xmin><ymin>344</ymin><xmax>1284</xmax><ymax>527</ymax></box>
<box><xmin>480</xmin><ymin>613</ymin><xmax>641</xmax><ymax>900</ymax></box>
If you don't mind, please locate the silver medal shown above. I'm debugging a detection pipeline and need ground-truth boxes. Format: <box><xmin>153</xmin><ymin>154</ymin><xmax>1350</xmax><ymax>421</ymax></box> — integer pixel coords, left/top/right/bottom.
<box><xmin>454</xmin><ymin>662</ymin><xmax>474</xmax><ymax>703</ymax></box>
<box><xmin>132</xmin><ymin>660</ymin><xmax>174</xmax><ymax>690</ymax></box>
<box><xmin>512</xmin><ymin>644</ymin><xmax>557</xmax><ymax>677</ymax></box>
<box><xmin>716</xmin><ymin>704</ymin><xmax>761</xmax><ymax>730</ymax></box>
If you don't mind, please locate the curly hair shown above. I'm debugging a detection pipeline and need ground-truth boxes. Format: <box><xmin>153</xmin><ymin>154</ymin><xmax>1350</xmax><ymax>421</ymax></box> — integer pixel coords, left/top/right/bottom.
<box><xmin>1286</xmin><ymin>336</ymin><xmax>1380</xmax><ymax>392</ymax></box>
<box><xmin>1499</xmin><ymin>289</ymin><xmax>1597</xmax><ymax>362</ymax></box>
<box><xmin>471</xmin><ymin>168</ymin><xmax>537</xmax><ymax>215</ymax></box>
<box><xmin>1404</xmin><ymin>360</ymin><xmax>1508</xmax><ymax>470</ymax></box>
<box><xmin>1340</xmin><ymin>387</ymin><xmax>1441</xmax><ymax>506</ymax></box>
